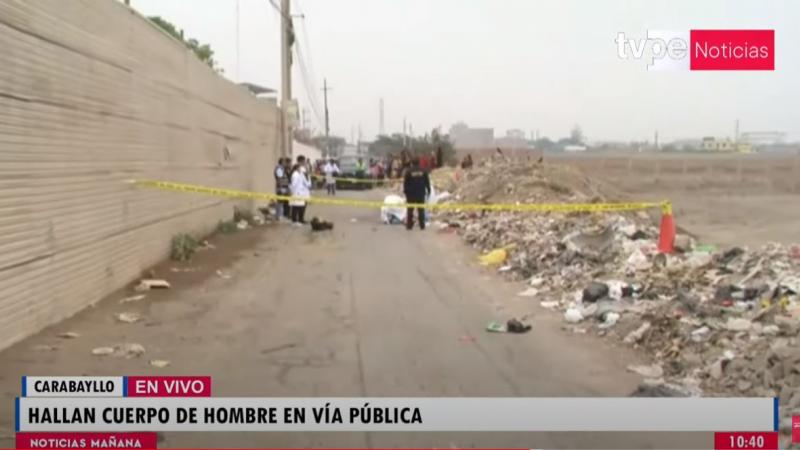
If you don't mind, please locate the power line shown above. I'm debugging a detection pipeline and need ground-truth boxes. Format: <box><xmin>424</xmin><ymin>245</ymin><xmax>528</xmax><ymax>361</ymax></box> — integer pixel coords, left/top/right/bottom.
<box><xmin>266</xmin><ymin>0</ymin><xmax>292</xmax><ymax>22</ymax></box>
<box><xmin>265</xmin><ymin>0</ymin><xmax>324</xmax><ymax>130</ymax></box>
<box><xmin>290</xmin><ymin>0</ymin><xmax>325</xmax><ymax>129</ymax></box>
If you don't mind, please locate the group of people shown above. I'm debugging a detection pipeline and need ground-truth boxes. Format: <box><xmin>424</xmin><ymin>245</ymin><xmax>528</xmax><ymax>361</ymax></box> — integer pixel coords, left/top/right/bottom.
<box><xmin>273</xmin><ymin>150</ymin><xmax>440</xmax><ymax>230</ymax></box>
<box><xmin>386</xmin><ymin>147</ymin><xmax>444</xmax><ymax>179</ymax></box>
<box><xmin>274</xmin><ymin>155</ymin><xmax>312</xmax><ymax>225</ymax></box>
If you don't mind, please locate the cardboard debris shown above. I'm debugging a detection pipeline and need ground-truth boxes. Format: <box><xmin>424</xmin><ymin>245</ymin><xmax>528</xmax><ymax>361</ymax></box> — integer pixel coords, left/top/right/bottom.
<box><xmin>116</xmin><ymin>312</ymin><xmax>143</xmax><ymax>324</ymax></box>
<box><xmin>134</xmin><ymin>279</ymin><xmax>170</xmax><ymax>291</ymax></box>
<box><xmin>120</xmin><ymin>294</ymin><xmax>146</xmax><ymax>304</ymax></box>
<box><xmin>216</xmin><ymin>270</ymin><xmax>232</xmax><ymax>279</ymax></box>
<box><xmin>57</xmin><ymin>332</ymin><xmax>80</xmax><ymax>339</ymax></box>
<box><xmin>93</xmin><ymin>343</ymin><xmax>145</xmax><ymax>358</ymax></box>
<box><xmin>33</xmin><ymin>344</ymin><xmax>58</xmax><ymax>352</ymax></box>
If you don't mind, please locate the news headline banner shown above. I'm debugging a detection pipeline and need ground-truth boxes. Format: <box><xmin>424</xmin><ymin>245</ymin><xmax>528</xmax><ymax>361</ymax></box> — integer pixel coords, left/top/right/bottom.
<box><xmin>131</xmin><ymin>180</ymin><xmax>672</xmax><ymax>214</ymax></box>
<box><xmin>16</xmin><ymin>397</ymin><xmax>777</xmax><ymax>432</ymax></box>
<box><xmin>22</xmin><ymin>376</ymin><xmax>212</xmax><ymax>397</ymax></box>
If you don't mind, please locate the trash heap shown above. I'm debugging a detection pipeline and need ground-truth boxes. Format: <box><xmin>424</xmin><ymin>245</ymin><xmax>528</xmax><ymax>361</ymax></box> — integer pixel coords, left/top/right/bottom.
<box><xmin>435</xmin><ymin>158</ymin><xmax>800</xmax><ymax>439</ymax></box>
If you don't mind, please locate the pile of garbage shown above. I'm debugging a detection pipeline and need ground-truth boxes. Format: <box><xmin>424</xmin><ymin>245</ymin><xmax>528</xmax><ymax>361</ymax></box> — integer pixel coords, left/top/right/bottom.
<box><xmin>435</xmin><ymin>158</ymin><xmax>800</xmax><ymax>440</ymax></box>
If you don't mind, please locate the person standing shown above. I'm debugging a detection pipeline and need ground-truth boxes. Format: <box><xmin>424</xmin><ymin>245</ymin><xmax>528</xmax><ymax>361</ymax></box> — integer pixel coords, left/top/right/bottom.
<box><xmin>281</xmin><ymin>158</ymin><xmax>292</xmax><ymax>218</ymax></box>
<box><xmin>436</xmin><ymin>146</ymin><xmax>444</xmax><ymax>168</ymax></box>
<box><xmin>322</xmin><ymin>158</ymin><xmax>340</xmax><ymax>196</ymax></box>
<box><xmin>274</xmin><ymin>158</ymin><xmax>291</xmax><ymax>221</ymax></box>
<box><xmin>403</xmin><ymin>158</ymin><xmax>431</xmax><ymax>231</ymax></box>
<box><xmin>400</xmin><ymin>150</ymin><xmax>411</xmax><ymax>174</ymax></box>
<box><xmin>386</xmin><ymin>154</ymin><xmax>394</xmax><ymax>180</ymax></box>
<box><xmin>461</xmin><ymin>154</ymin><xmax>473</xmax><ymax>169</ymax></box>
<box><xmin>290</xmin><ymin>155</ymin><xmax>311</xmax><ymax>225</ymax></box>
<box><xmin>355</xmin><ymin>157</ymin><xmax>367</xmax><ymax>179</ymax></box>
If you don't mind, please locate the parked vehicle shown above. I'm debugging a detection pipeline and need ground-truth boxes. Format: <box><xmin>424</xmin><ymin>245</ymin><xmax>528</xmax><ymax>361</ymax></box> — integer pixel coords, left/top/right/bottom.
<box><xmin>337</xmin><ymin>155</ymin><xmax>372</xmax><ymax>190</ymax></box>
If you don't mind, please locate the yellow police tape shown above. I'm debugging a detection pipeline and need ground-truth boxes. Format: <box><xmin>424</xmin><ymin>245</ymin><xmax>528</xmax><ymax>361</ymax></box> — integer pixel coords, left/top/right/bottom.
<box><xmin>133</xmin><ymin>179</ymin><xmax>672</xmax><ymax>214</ymax></box>
<box><xmin>310</xmin><ymin>174</ymin><xmax>402</xmax><ymax>184</ymax></box>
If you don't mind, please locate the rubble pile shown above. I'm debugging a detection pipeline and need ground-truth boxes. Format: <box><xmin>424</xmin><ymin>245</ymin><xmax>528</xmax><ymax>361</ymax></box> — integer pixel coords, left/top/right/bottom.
<box><xmin>435</xmin><ymin>159</ymin><xmax>800</xmax><ymax>438</ymax></box>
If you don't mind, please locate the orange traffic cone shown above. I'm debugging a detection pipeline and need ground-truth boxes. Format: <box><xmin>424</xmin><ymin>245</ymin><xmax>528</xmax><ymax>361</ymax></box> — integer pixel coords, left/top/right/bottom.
<box><xmin>658</xmin><ymin>202</ymin><xmax>675</xmax><ymax>253</ymax></box>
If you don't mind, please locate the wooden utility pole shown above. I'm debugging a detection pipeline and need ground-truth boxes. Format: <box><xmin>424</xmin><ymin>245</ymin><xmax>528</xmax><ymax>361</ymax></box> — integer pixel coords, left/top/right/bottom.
<box><xmin>280</xmin><ymin>0</ymin><xmax>293</xmax><ymax>157</ymax></box>
<box><xmin>323</xmin><ymin>78</ymin><xmax>331</xmax><ymax>157</ymax></box>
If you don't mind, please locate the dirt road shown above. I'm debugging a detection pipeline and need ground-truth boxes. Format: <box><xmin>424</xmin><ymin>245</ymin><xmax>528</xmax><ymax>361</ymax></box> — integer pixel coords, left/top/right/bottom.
<box><xmin>0</xmin><ymin>190</ymin><xmax>707</xmax><ymax>449</ymax></box>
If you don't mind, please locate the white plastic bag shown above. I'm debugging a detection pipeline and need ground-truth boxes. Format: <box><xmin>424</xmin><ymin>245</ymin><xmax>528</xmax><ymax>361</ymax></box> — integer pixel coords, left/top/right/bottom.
<box><xmin>380</xmin><ymin>195</ymin><xmax>406</xmax><ymax>224</ymax></box>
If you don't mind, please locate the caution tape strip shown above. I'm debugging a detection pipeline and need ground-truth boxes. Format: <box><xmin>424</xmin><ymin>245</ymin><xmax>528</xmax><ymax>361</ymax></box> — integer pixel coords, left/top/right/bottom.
<box><xmin>132</xmin><ymin>180</ymin><xmax>672</xmax><ymax>214</ymax></box>
<box><xmin>310</xmin><ymin>174</ymin><xmax>401</xmax><ymax>184</ymax></box>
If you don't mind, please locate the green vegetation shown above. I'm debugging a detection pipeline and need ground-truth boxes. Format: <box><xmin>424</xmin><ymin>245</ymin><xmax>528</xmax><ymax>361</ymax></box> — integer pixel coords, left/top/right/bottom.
<box><xmin>233</xmin><ymin>207</ymin><xmax>254</xmax><ymax>224</ymax></box>
<box><xmin>216</xmin><ymin>220</ymin><xmax>238</xmax><ymax>234</ymax></box>
<box><xmin>368</xmin><ymin>129</ymin><xmax>455</xmax><ymax>164</ymax></box>
<box><xmin>170</xmin><ymin>233</ymin><xmax>199</xmax><ymax>262</ymax></box>
<box><xmin>148</xmin><ymin>16</ymin><xmax>221</xmax><ymax>72</ymax></box>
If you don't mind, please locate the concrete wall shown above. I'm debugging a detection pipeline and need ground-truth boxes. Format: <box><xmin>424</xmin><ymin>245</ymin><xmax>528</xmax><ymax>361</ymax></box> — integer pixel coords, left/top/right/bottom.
<box><xmin>0</xmin><ymin>0</ymin><xmax>280</xmax><ymax>349</ymax></box>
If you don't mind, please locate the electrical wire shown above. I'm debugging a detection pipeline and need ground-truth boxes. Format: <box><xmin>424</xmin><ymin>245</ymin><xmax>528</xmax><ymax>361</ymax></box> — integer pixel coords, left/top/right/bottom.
<box><xmin>290</xmin><ymin>0</ymin><xmax>325</xmax><ymax>129</ymax></box>
<box><xmin>265</xmin><ymin>0</ymin><xmax>325</xmax><ymax>129</ymax></box>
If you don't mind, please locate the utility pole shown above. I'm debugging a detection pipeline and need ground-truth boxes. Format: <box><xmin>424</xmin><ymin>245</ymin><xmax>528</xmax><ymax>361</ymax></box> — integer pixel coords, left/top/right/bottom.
<box><xmin>323</xmin><ymin>78</ymin><xmax>331</xmax><ymax>158</ymax></box>
<box><xmin>236</xmin><ymin>0</ymin><xmax>240</xmax><ymax>81</ymax></box>
<box><xmin>280</xmin><ymin>0</ymin><xmax>293</xmax><ymax>158</ymax></box>
<box><xmin>358</xmin><ymin>124</ymin><xmax>363</xmax><ymax>155</ymax></box>
<box><xmin>379</xmin><ymin>98</ymin><xmax>385</xmax><ymax>136</ymax></box>
<box><xmin>300</xmin><ymin>107</ymin><xmax>309</xmax><ymax>131</ymax></box>
<box><xmin>402</xmin><ymin>117</ymin><xmax>407</xmax><ymax>148</ymax></box>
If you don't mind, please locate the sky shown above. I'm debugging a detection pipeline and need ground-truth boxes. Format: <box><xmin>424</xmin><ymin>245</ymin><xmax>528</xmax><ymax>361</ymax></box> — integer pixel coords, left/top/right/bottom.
<box><xmin>131</xmin><ymin>0</ymin><xmax>799</xmax><ymax>143</ymax></box>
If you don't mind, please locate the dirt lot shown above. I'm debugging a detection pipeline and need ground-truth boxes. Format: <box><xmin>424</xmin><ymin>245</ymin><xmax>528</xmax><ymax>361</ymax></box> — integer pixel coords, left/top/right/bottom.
<box><xmin>549</xmin><ymin>153</ymin><xmax>800</xmax><ymax>248</ymax></box>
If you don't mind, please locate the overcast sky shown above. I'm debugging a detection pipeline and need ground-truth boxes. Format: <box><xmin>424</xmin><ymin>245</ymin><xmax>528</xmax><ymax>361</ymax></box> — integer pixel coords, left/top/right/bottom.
<box><xmin>132</xmin><ymin>0</ymin><xmax>799</xmax><ymax>143</ymax></box>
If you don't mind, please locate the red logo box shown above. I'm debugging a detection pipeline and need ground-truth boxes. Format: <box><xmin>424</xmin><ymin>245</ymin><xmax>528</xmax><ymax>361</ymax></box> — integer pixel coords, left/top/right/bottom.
<box><xmin>793</xmin><ymin>415</ymin><xmax>800</xmax><ymax>443</ymax></box>
<box><xmin>690</xmin><ymin>29</ymin><xmax>774</xmax><ymax>70</ymax></box>
<box><xmin>126</xmin><ymin>376</ymin><xmax>211</xmax><ymax>397</ymax></box>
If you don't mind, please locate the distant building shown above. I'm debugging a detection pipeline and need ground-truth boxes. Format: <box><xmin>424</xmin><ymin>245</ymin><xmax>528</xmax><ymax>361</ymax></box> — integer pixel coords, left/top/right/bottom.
<box><xmin>495</xmin><ymin>129</ymin><xmax>531</xmax><ymax>150</ymax></box>
<box><xmin>341</xmin><ymin>144</ymin><xmax>360</xmax><ymax>157</ymax></box>
<box><xmin>701</xmin><ymin>137</ymin><xmax>734</xmax><ymax>152</ymax></box>
<box><xmin>506</xmin><ymin>129</ymin><xmax>526</xmax><ymax>140</ymax></box>
<box><xmin>449</xmin><ymin>121</ymin><xmax>494</xmax><ymax>149</ymax></box>
<box><xmin>564</xmin><ymin>145</ymin><xmax>588</xmax><ymax>152</ymax></box>
<box><xmin>740</xmin><ymin>131</ymin><xmax>786</xmax><ymax>146</ymax></box>
<box><xmin>292</xmin><ymin>140</ymin><xmax>322</xmax><ymax>163</ymax></box>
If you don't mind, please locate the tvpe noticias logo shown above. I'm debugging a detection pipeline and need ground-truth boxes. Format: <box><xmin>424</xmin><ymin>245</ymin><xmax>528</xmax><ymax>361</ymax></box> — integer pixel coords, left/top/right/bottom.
<box><xmin>616</xmin><ymin>29</ymin><xmax>774</xmax><ymax>71</ymax></box>
<box><xmin>793</xmin><ymin>415</ymin><xmax>800</xmax><ymax>443</ymax></box>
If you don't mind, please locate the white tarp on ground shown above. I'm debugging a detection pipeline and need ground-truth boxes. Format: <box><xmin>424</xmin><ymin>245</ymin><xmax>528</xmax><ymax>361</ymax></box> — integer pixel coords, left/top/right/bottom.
<box><xmin>381</xmin><ymin>195</ymin><xmax>406</xmax><ymax>224</ymax></box>
<box><xmin>292</xmin><ymin>140</ymin><xmax>323</xmax><ymax>163</ymax></box>
<box><xmin>380</xmin><ymin>188</ymin><xmax>447</xmax><ymax>225</ymax></box>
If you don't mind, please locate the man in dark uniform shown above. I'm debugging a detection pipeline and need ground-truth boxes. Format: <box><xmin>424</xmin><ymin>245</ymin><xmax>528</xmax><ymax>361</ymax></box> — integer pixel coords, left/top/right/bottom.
<box><xmin>403</xmin><ymin>158</ymin><xmax>431</xmax><ymax>230</ymax></box>
<box><xmin>274</xmin><ymin>157</ymin><xmax>291</xmax><ymax>220</ymax></box>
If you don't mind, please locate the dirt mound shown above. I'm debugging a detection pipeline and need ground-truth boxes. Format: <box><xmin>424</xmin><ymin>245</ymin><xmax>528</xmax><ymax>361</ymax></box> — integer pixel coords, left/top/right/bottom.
<box><xmin>452</xmin><ymin>158</ymin><xmax>605</xmax><ymax>204</ymax></box>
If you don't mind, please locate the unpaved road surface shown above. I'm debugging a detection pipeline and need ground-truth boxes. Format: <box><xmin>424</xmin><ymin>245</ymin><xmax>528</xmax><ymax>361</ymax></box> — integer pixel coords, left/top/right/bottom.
<box><xmin>0</xmin><ymin>190</ymin><xmax>708</xmax><ymax>449</ymax></box>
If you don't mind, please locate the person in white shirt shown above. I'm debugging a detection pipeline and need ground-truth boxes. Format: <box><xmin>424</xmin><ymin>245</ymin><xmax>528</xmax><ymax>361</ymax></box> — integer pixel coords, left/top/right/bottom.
<box><xmin>289</xmin><ymin>155</ymin><xmax>312</xmax><ymax>225</ymax></box>
<box><xmin>322</xmin><ymin>158</ymin><xmax>340</xmax><ymax>196</ymax></box>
